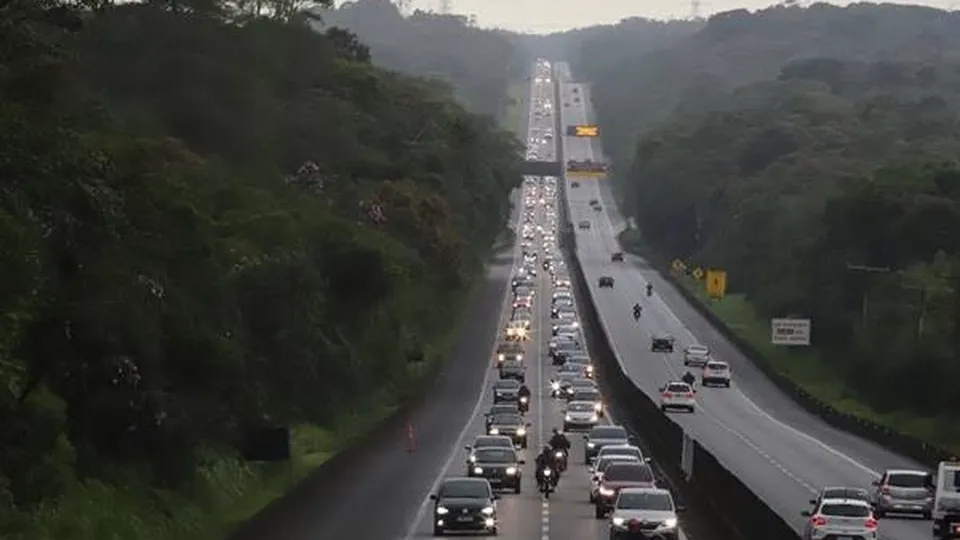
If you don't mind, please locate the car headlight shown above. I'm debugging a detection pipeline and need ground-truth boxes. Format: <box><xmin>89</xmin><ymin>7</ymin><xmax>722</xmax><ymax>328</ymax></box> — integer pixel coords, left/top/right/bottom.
<box><xmin>437</xmin><ymin>506</ymin><xmax>449</xmax><ymax>515</ymax></box>
<box><xmin>590</xmin><ymin>414</ymin><xmax>598</xmax><ymax>422</ymax></box>
<box><xmin>551</xmin><ymin>382</ymin><xmax>560</xmax><ymax>390</ymax></box>
<box><xmin>594</xmin><ymin>403</ymin><xmax>602</xmax><ymax>411</ymax></box>
<box><xmin>587</xmin><ymin>365</ymin><xmax>593</xmax><ymax>372</ymax></box>
<box><xmin>587</xmin><ymin>442</ymin><xmax>595</xmax><ymax>448</ymax></box>
<box><xmin>498</xmin><ymin>354</ymin><xmax>504</xmax><ymax>361</ymax></box>
<box><xmin>565</xmin><ymin>415</ymin><xmax>572</xmax><ymax>421</ymax></box>
<box><xmin>517</xmin><ymin>427</ymin><xmax>526</xmax><ymax>436</ymax></box>
<box><xmin>572</xmin><ymin>321</ymin><xmax>579</xmax><ymax>328</ymax></box>
<box><xmin>520</xmin><ymin>396</ymin><xmax>528</xmax><ymax>403</ymax></box>
<box><xmin>506</xmin><ymin>467</ymin><xmax>517</xmax><ymax>475</ymax></box>
<box><xmin>469</xmin><ymin>455</ymin><xmax>477</xmax><ymax>462</ymax></box>
<box><xmin>481</xmin><ymin>506</ymin><xmax>495</xmax><ymax>515</ymax></box>
<box><xmin>612</xmin><ymin>517</ymin><xmax>625</xmax><ymax>526</ymax></box>
<box><xmin>664</xmin><ymin>518</ymin><xmax>678</xmax><ymax>528</ymax></box>
<box><xmin>599</xmin><ymin>487</ymin><xmax>614</xmax><ymax>496</ymax></box>
<box><xmin>474</xmin><ymin>467</ymin><xmax>483</xmax><ymax>474</ymax></box>
<box><xmin>517</xmin><ymin>354</ymin><xmax>523</xmax><ymax>360</ymax></box>
<box><xmin>489</xmin><ymin>428</ymin><xmax>499</xmax><ymax>434</ymax></box>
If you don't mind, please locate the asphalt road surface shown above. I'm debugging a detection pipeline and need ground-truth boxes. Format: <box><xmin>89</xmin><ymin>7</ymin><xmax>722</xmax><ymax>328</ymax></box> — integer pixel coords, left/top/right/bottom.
<box><xmin>555</xmin><ymin>60</ymin><xmax>932</xmax><ymax>540</ymax></box>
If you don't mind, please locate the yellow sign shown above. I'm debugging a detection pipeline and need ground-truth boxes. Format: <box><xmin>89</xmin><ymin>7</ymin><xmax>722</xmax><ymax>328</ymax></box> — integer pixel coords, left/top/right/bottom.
<box><xmin>692</xmin><ymin>267</ymin><xmax>704</xmax><ymax>280</ymax></box>
<box><xmin>566</xmin><ymin>170</ymin><xmax>605</xmax><ymax>178</ymax></box>
<box><xmin>575</xmin><ymin>125</ymin><xmax>599</xmax><ymax>137</ymax></box>
<box><xmin>671</xmin><ymin>259</ymin><xmax>685</xmax><ymax>272</ymax></box>
<box><xmin>706</xmin><ymin>270</ymin><xmax>727</xmax><ymax>298</ymax></box>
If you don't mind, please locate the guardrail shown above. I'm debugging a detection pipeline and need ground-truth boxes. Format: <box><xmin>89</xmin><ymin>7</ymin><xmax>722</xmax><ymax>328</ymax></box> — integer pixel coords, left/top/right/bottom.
<box><xmin>552</xmin><ymin>63</ymin><xmax>799</xmax><ymax>540</ymax></box>
<box><xmin>648</xmin><ymin>256</ymin><xmax>953</xmax><ymax>468</ymax></box>
<box><xmin>520</xmin><ymin>160</ymin><xmax>563</xmax><ymax>177</ymax></box>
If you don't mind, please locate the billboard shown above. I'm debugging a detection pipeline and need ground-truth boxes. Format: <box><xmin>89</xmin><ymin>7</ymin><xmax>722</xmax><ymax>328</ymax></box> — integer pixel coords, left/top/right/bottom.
<box><xmin>566</xmin><ymin>159</ymin><xmax>607</xmax><ymax>176</ymax></box>
<box><xmin>565</xmin><ymin>124</ymin><xmax>600</xmax><ymax>137</ymax></box>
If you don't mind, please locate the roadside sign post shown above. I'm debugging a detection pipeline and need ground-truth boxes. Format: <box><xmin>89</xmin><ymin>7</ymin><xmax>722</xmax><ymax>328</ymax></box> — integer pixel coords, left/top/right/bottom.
<box><xmin>705</xmin><ymin>270</ymin><xmax>727</xmax><ymax>299</ymax></box>
<box><xmin>771</xmin><ymin>318</ymin><xmax>811</xmax><ymax>346</ymax></box>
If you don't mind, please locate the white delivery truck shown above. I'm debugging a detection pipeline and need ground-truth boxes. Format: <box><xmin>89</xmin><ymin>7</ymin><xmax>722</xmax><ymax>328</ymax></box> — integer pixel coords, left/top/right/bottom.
<box><xmin>933</xmin><ymin>460</ymin><xmax>960</xmax><ymax>538</ymax></box>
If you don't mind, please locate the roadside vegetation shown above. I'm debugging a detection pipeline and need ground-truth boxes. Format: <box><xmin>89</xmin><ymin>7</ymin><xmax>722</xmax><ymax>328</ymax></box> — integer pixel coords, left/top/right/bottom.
<box><xmin>0</xmin><ymin>1</ymin><xmax>522</xmax><ymax>538</ymax></box>
<box><xmin>580</xmin><ymin>5</ymin><xmax>960</xmax><ymax>451</ymax></box>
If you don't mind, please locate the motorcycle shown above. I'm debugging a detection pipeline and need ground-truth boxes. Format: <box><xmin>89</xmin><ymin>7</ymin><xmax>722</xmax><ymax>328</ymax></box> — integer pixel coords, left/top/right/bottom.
<box><xmin>553</xmin><ymin>449</ymin><xmax>568</xmax><ymax>472</ymax></box>
<box><xmin>539</xmin><ymin>468</ymin><xmax>556</xmax><ymax>498</ymax></box>
<box><xmin>518</xmin><ymin>395</ymin><xmax>529</xmax><ymax>413</ymax></box>
<box><xmin>646</xmin><ymin>284</ymin><xmax>653</xmax><ymax>297</ymax></box>
<box><xmin>633</xmin><ymin>307</ymin><xmax>642</xmax><ymax>320</ymax></box>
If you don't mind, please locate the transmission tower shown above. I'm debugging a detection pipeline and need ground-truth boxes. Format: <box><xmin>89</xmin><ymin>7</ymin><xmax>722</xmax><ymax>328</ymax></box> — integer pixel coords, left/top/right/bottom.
<box><xmin>439</xmin><ymin>0</ymin><xmax>451</xmax><ymax>14</ymax></box>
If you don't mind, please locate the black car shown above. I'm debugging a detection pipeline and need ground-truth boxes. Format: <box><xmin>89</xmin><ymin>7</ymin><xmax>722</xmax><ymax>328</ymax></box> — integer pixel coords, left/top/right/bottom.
<box><xmin>584</xmin><ymin>425</ymin><xmax>630</xmax><ymax>464</ymax></box>
<box><xmin>572</xmin><ymin>181</ymin><xmax>580</xmax><ymax>188</ymax></box>
<box><xmin>498</xmin><ymin>361</ymin><xmax>526</xmax><ymax>383</ymax></box>
<box><xmin>495</xmin><ymin>343</ymin><xmax>523</xmax><ymax>364</ymax></box>
<box><xmin>484</xmin><ymin>405</ymin><xmax>520</xmax><ymax>431</ymax></box>
<box><xmin>468</xmin><ymin>447</ymin><xmax>524</xmax><ymax>493</ymax></box>
<box><xmin>487</xmin><ymin>411</ymin><xmax>530</xmax><ymax>448</ymax></box>
<box><xmin>430</xmin><ymin>477</ymin><xmax>499</xmax><ymax>536</ymax></box>
<box><xmin>651</xmin><ymin>336</ymin><xmax>675</xmax><ymax>352</ymax></box>
<box><xmin>611</xmin><ymin>252</ymin><xmax>624</xmax><ymax>262</ymax></box>
<box><xmin>492</xmin><ymin>380</ymin><xmax>520</xmax><ymax>403</ymax></box>
<box><xmin>598</xmin><ymin>276</ymin><xmax>615</xmax><ymax>288</ymax></box>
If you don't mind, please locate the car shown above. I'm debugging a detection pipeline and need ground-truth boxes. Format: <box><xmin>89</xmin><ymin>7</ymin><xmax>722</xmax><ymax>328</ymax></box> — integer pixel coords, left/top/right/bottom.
<box><xmin>659</xmin><ymin>382</ymin><xmax>696</xmax><ymax>413</ymax></box>
<box><xmin>571</xmin><ymin>181</ymin><xmax>580</xmax><ymax>188</ymax></box>
<box><xmin>596</xmin><ymin>445</ymin><xmax>648</xmax><ymax>465</ymax></box>
<box><xmin>498</xmin><ymin>360</ymin><xmax>526</xmax><ymax>383</ymax></box>
<box><xmin>579</xmin><ymin>220</ymin><xmax>591</xmax><ymax>229</ymax></box>
<box><xmin>492</xmin><ymin>380</ymin><xmax>520</xmax><ymax>403</ymax></box>
<box><xmin>609</xmin><ymin>487</ymin><xmax>682</xmax><ymax>540</ymax></box>
<box><xmin>550</xmin><ymin>372</ymin><xmax>581</xmax><ymax>397</ymax></box>
<box><xmin>651</xmin><ymin>335</ymin><xmax>675</xmax><ymax>352</ymax></box>
<box><xmin>562</xmin><ymin>356</ymin><xmax>594</xmax><ymax>378</ymax></box>
<box><xmin>701</xmin><ymin>361</ymin><xmax>731</xmax><ymax>387</ymax></box>
<box><xmin>594</xmin><ymin>205</ymin><xmax>602</xmax><ymax>211</ymax></box>
<box><xmin>589</xmin><ymin>455</ymin><xmax>642</xmax><ymax>502</ymax></box>
<box><xmin>483</xmin><ymin>406</ymin><xmax>519</xmax><ymax>431</ymax></box>
<box><xmin>683</xmin><ymin>344</ymin><xmax>710</xmax><ymax>367</ymax></box>
<box><xmin>570</xmin><ymin>387</ymin><xmax>604</xmax><ymax>416</ymax></box>
<box><xmin>598</xmin><ymin>276</ymin><xmax>615</xmax><ymax>288</ymax></box>
<box><xmin>871</xmin><ymin>469</ymin><xmax>934</xmax><ymax>518</ymax></box>
<box><xmin>504</xmin><ymin>322</ymin><xmax>528</xmax><ymax>341</ymax></box>
<box><xmin>563</xmin><ymin>401</ymin><xmax>600</xmax><ymax>431</ymax></box>
<box><xmin>486</xmin><ymin>411</ymin><xmax>530</xmax><ymax>448</ymax></box>
<box><xmin>932</xmin><ymin>459</ymin><xmax>960</xmax><ymax>538</ymax></box>
<box><xmin>495</xmin><ymin>342</ymin><xmax>523</xmax><ymax>364</ymax></box>
<box><xmin>467</xmin><ymin>446</ymin><xmax>524</xmax><ymax>493</ymax></box>
<box><xmin>810</xmin><ymin>486</ymin><xmax>873</xmax><ymax>508</ymax></box>
<box><xmin>589</xmin><ymin>199</ymin><xmax>599</xmax><ymax>205</ymax></box>
<box><xmin>584</xmin><ymin>425</ymin><xmax>630</xmax><ymax>464</ymax></box>
<box><xmin>563</xmin><ymin>377</ymin><xmax>596</xmax><ymax>399</ymax></box>
<box><xmin>611</xmin><ymin>252</ymin><xmax>624</xmax><ymax>262</ymax></box>
<box><xmin>594</xmin><ymin>462</ymin><xmax>657</xmax><ymax>518</ymax></box>
<box><xmin>801</xmin><ymin>498</ymin><xmax>877</xmax><ymax>540</ymax></box>
<box><xmin>430</xmin><ymin>477</ymin><xmax>499</xmax><ymax>536</ymax></box>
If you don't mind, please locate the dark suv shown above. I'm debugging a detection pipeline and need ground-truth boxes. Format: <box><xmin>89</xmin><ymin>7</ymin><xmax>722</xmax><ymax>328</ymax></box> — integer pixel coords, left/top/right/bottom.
<box><xmin>468</xmin><ymin>447</ymin><xmax>524</xmax><ymax>493</ymax></box>
<box><xmin>430</xmin><ymin>477</ymin><xmax>499</xmax><ymax>535</ymax></box>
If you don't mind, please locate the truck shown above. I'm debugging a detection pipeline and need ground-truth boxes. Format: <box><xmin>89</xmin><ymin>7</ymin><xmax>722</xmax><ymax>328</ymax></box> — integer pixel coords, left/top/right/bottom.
<box><xmin>933</xmin><ymin>460</ymin><xmax>960</xmax><ymax>538</ymax></box>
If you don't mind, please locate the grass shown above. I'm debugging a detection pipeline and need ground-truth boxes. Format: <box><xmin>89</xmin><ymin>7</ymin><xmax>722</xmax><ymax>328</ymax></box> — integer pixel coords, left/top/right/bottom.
<box><xmin>617</xmin><ymin>230</ymin><xmax>960</xmax><ymax>454</ymax></box>
<box><xmin>501</xmin><ymin>80</ymin><xmax>526</xmax><ymax>137</ymax></box>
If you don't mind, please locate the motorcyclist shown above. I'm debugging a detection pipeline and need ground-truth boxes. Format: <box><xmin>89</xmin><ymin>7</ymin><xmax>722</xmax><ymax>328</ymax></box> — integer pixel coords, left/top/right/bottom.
<box><xmin>518</xmin><ymin>383</ymin><xmax>531</xmax><ymax>412</ymax></box>
<box><xmin>646</xmin><ymin>283</ymin><xmax>653</xmax><ymax>296</ymax></box>
<box><xmin>549</xmin><ymin>428</ymin><xmax>570</xmax><ymax>452</ymax></box>
<box><xmin>633</xmin><ymin>303</ymin><xmax>642</xmax><ymax>319</ymax></box>
<box><xmin>535</xmin><ymin>445</ymin><xmax>557</xmax><ymax>488</ymax></box>
<box><xmin>681</xmin><ymin>370</ymin><xmax>696</xmax><ymax>386</ymax></box>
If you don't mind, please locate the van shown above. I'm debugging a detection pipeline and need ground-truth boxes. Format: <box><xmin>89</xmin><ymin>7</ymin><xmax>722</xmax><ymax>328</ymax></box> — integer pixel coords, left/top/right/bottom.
<box><xmin>933</xmin><ymin>460</ymin><xmax>960</xmax><ymax>538</ymax></box>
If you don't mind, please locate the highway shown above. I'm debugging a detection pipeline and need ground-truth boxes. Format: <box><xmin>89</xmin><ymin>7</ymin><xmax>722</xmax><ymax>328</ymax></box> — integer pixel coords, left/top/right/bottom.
<box><xmin>555</xmin><ymin>60</ymin><xmax>933</xmax><ymax>540</ymax></box>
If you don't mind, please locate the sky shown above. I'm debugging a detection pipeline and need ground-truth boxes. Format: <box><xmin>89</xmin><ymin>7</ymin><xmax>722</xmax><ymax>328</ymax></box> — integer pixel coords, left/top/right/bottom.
<box><xmin>352</xmin><ymin>0</ymin><xmax>957</xmax><ymax>33</ymax></box>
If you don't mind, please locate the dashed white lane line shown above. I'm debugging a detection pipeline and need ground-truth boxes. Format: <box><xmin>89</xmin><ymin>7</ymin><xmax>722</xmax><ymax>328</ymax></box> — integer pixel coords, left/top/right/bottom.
<box><xmin>541</xmin><ymin>500</ymin><xmax>550</xmax><ymax>540</ymax></box>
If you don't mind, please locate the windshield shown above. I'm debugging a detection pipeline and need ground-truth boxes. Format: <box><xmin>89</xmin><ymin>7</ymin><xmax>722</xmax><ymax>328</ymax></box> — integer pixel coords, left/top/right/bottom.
<box><xmin>568</xmin><ymin>402</ymin><xmax>594</xmax><ymax>412</ymax></box>
<box><xmin>823</xmin><ymin>488</ymin><xmax>868</xmax><ymax>500</ymax></box>
<box><xmin>565</xmin><ymin>357</ymin><xmax>589</xmax><ymax>365</ymax></box>
<box><xmin>617</xmin><ymin>492</ymin><xmax>674</xmax><ymax>511</ymax></box>
<box><xmin>474</xmin><ymin>437</ymin><xmax>511</xmax><ymax>448</ymax></box>
<box><xmin>888</xmin><ymin>473</ymin><xmax>927</xmax><ymax>487</ymax></box>
<box><xmin>605</xmin><ymin>464</ymin><xmax>654</xmax><ymax>482</ymax></box>
<box><xmin>820</xmin><ymin>503</ymin><xmax>870</xmax><ymax>517</ymax></box>
<box><xmin>590</xmin><ymin>427</ymin><xmax>627</xmax><ymax>439</ymax></box>
<box><xmin>501</xmin><ymin>362</ymin><xmax>522</xmax><ymax>369</ymax></box>
<box><xmin>687</xmin><ymin>345</ymin><xmax>708</xmax><ymax>354</ymax></box>
<box><xmin>494</xmin><ymin>380</ymin><xmax>519</xmax><ymax>389</ymax></box>
<box><xmin>601</xmin><ymin>447</ymin><xmax>641</xmax><ymax>459</ymax></box>
<box><xmin>573</xmin><ymin>391</ymin><xmax>601</xmax><ymax>401</ymax></box>
<box><xmin>706</xmin><ymin>363</ymin><xmax>728</xmax><ymax>370</ymax></box>
<box><xmin>491</xmin><ymin>413</ymin><xmax>521</xmax><ymax>424</ymax></box>
<box><xmin>440</xmin><ymin>481</ymin><xmax>490</xmax><ymax>499</ymax></box>
<box><xmin>475</xmin><ymin>448</ymin><xmax>516</xmax><ymax>463</ymax></box>
<box><xmin>489</xmin><ymin>406</ymin><xmax>517</xmax><ymax>415</ymax></box>
<box><xmin>599</xmin><ymin>457</ymin><xmax>639</xmax><ymax>471</ymax></box>
<box><xmin>667</xmin><ymin>384</ymin><xmax>691</xmax><ymax>393</ymax></box>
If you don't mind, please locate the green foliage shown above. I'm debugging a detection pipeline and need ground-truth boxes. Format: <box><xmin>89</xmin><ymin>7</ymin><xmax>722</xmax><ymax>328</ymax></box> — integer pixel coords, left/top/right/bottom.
<box><xmin>582</xmin><ymin>4</ymin><xmax>960</xmax><ymax>445</ymax></box>
<box><xmin>318</xmin><ymin>0</ymin><xmax>524</xmax><ymax>117</ymax></box>
<box><xmin>0</xmin><ymin>0</ymin><xmax>520</xmax><ymax>535</ymax></box>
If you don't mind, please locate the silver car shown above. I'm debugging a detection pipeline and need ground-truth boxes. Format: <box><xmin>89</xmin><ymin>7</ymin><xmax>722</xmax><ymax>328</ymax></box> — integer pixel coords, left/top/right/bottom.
<box><xmin>683</xmin><ymin>344</ymin><xmax>710</xmax><ymax>367</ymax></box>
<box><xmin>609</xmin><ymin>487</ymin><xmax>682</xmax><ymax>540</ymax></box>
<box><xmin>802</xmin><ymin>498</ymin><xmax>878</xmax><ymax>540</ymax></box>
<box><xmin>871</xmin><ymin>469</ymin><xmax>934</xmax><ymax>518</ymax></box>
<box><xmin>563</xmin><ymin>401</ymin><xmax>600</xmax><ymax>431</ymax></box>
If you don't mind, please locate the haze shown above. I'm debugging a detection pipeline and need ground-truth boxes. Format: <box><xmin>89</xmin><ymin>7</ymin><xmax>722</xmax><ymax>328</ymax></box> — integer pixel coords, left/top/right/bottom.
<box><xmin>336</xmin><ymin>0</ymin><xmax>956</xmax><ymax>32</ymax></box>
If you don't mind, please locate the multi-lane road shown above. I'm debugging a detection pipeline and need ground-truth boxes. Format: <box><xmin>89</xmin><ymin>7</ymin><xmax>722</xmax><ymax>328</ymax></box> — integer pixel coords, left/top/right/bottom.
<box><xmin>556</xmin><ymin>60</ymin><xmax>932</xmax><ymax>539</ymax></box>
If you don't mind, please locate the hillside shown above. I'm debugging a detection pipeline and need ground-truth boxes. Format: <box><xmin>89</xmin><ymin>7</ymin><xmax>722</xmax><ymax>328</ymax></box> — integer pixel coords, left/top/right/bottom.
<box><xmin>0</xmin><ymin>1</ymin><xmax>520</xmax><ymax>538</ymax></box>
<box><xmin>318</xmin><ymin>0</ymin><xmax>524</xmax><ymax>117</ymax></box>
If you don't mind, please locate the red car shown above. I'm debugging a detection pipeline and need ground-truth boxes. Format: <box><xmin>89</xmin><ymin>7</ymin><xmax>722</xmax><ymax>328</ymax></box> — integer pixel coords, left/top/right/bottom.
<box><xmin>594</xmin><ymin>463</ymin><xmax>657</xmax><ymax>518</ymax></box>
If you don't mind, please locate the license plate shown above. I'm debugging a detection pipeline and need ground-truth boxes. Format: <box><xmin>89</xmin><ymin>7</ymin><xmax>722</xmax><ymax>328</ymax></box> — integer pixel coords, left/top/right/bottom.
<box><xmin>456</xmin><ymin>516</ymin><xmax>473</xmax><ymax>522</ymax></box>
<box><xmin>834</xmin><ymin>536</ymin><xmax>852</xmax><ymax>540</ymax></box>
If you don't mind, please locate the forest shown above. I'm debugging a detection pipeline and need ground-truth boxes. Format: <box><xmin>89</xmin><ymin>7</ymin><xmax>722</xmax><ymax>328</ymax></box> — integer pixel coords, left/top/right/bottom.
<box><xmin>575</xmin><ymin>5</ymin><xmax>960</xmax><ymax>448</ymax></box>
<box><xmin>0</xmin><ymin>0</ymin><xmax>521</xmax><ymax>538</ymax></box>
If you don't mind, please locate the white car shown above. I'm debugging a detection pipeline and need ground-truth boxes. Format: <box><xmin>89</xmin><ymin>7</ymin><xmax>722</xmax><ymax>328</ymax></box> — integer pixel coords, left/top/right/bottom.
<box><xmin>802</xmin><ymin>498</ymin><xmax>877</xmax><ymax>540</ymax></box>
<box><xmin>701</xmin><ymin>361</ymin><xmax>731</xmax><ymax>387</ymax></box>
<box><xmin>563</xmin><ymin>401</ymin><xmax>600</xmax><ymax>431</ymax></box>
<box><xmin>596</xmin><ymin>444</ymin><xmax>648</xmax><ymax>464</ymax></box>
<box><xmin>659</xmin><ymin>382</ymin><xmax>696</xmax><ymax>413</ymax></box>
<box><xmin>683</xmin><ymin>344</ymin><xmax>710</xmax><ymax>367</ymax></box>
<box><xmin>609</xmin><ymin>487</ymin><xmax>681</xmax><ymax>539</ymax></box>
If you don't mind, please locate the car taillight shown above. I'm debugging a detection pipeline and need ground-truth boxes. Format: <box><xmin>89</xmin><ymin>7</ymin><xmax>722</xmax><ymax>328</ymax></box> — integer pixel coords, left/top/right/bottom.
<box><xmin>810</xmin><ymin>516</ymin><xmax>827</xmax><ymax>527</ymax></box>
<box><xmin>683</xmin><ymin>393</ymin><xmax>693</xmax><ymax>398</ymax></box>
<box><xmin>881</xmin><ymin>486</ymin><xmax>891</xmax><ymax>494</ymax></box>
<box><xmin>663</xmin><ymin>392</ymin><xmax>672</xmax><ymax>398</ymax></box>
<box><xmin>865</xmin><ymin>518</ymin><xmax>878</xmax><ymax>530</ymax></box>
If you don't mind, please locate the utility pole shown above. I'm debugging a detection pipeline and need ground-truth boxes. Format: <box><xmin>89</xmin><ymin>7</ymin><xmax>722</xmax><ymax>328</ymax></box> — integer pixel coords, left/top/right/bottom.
<box><xmin>439</xmin><ymin>0</ymin><xmax>450</xmax><ymax>14</ymax></box>
<box><xmin>690</xmin><ymin>0</ymin><xmax>701</xmax><ymax>19</ymax></box>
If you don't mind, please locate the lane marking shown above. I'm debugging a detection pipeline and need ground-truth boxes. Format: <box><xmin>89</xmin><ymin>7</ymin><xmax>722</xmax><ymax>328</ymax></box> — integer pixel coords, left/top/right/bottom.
<box><xmin>402</xmin><ymin>74</ymin><xmax>544</xmax><ymax>539</ymax></box>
